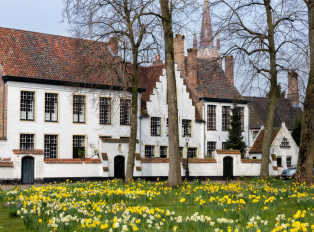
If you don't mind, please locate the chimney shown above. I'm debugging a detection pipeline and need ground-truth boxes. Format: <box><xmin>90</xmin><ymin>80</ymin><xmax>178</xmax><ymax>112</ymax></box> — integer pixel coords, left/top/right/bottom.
<box><xmin>193</xmin><ymin>30</ymin><xmax>197</xmax><ymax>49</ymax></box>
<box><xmin>187</xmin><ymin>48</ymin><xmax>198</xmax><ymax>88</ymax></box>
<box><xmin>217</xmin><ymin>33</ymin><xmax>220</xmax><ymax>50</ymax></box>
<box><xmin>173</xmin><ymin>34</ymin><xmax>185</xmax><ymax>76</ymax></box>
<box><xmin>225</xmin><ymin>56</ymin><xmax>234</xmax><ymax>85</ymax></box>
<box><xmin>108</xmin><ymin>37</ymin><xmax>118</xmax><ymax>55</ymax></box>
<box><xmin>287</xmin><ymin>71</ymin><xmax>299</xmax><ymax>105</ymax></box>
<box><xmin>153</xmin><ymin>55</ymin><xmax>163</xmax><ymax>65</ymax></box>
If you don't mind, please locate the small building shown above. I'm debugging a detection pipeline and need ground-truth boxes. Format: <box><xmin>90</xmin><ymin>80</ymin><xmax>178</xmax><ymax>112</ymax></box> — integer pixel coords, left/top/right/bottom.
<box><xmin>249</xmin><ymin>122</ymin><xmax>299</xmax><ymax>173</ymax></box>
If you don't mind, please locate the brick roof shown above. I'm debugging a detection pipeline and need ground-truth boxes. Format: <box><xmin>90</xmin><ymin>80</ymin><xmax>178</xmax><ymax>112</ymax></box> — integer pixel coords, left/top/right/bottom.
<box><xmin>0</xmin><ymin>27</ymin><xmax>125</xmax><ymax>87</ymax></box>
<box><xmin>192</xmin><ymin>59</ymin><xmax>242</xmax><ymax>99</ymax></box>
<box><xmin>249</xmin><ymin>128</ymin><xmax>280</xmax><ymax>153</ymax></box>
<box><xmin>243</xmin><ymin>96</ymin><xmax>302</xmax><ymax>130</ymax></box>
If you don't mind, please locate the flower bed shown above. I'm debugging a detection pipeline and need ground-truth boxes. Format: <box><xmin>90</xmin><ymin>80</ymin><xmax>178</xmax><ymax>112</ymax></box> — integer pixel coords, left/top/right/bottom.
<box><xmin>1</xmin><ymin>179</ymin><xmax>314</xmax><ymax>231</ymax></box>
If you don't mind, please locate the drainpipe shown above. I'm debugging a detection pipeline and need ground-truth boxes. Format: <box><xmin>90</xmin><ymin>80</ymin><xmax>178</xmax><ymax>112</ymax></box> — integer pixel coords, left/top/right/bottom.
<box><xmin>202</xmin><ymin>99</ymin><xmax>206</xmax><ymax>157</ymax></box>
<box><xmin>2</xmin><ymin>81</ymin><xmax>5</xmax><ymax>138</ymax></box>
<box><xmin>247</xmin><ymin>103</ymin><xmax>250</xmax><ymax>158</ymax></box>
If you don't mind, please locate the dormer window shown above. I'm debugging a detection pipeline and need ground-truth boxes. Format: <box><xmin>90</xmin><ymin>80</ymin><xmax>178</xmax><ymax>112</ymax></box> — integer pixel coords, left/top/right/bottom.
<box><xmin>280</xmin><ymin>137</ymin><xmax>290</xmax><ymax>147</ymax></box>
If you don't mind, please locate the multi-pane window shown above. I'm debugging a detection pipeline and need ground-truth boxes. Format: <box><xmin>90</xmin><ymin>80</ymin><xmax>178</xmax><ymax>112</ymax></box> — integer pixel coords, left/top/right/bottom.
<box><xmin>187</xmin><ymin>148</ymin><xmax>197</xmax><ymax>158</ymax></box>
<box><xmin>253</xmin><ymin>131</ymin><xmax>259</xmax><ymax>141</ymax></box>
<box><xmin>73</xmin><ymin>95</ymin><xmax>85</xmax><ymax>123</ymax></box>
<box><xmin>100</xmin><ymin>97</ymin><xmax>111</xmax><ymax>124</ymax></box>
<box><xmin>45</xmin><ymin>93</ymin><xmax>58</xmax><ymax>122</ymax></box>
<box><xmin>280</xmin><ymin>137</ymin><xmax>290</xmax><ymax>147</ymax></box>
<box><xmin>207</xmin><ymin>105</ymin><xmax>216</xmax><ymax>130</ymax></box>
<box><xmin>145</xmin><ymin>145</ymin><xmax>155</xmax><ymax>158</ymax></box>
<box><xmin>277</xmin><ymin>157</ymin><xmax>282</xmax><ymax>167</ymax></box>
<box><xmin>151</xmin><ymin>117</ymin><xmax>161</xmax><ymax>136</ymax></box>
<box><xmin>286</xmin><ymin>157</ymin><xmax>292</xmax><ymax>167</ymax></box>
<box><xmin>180</xmin><ymin>147</ymin><xmax>183</xmax><ymax>158</ymax></box>
<box><xmin>182</xmin><ymin>120</ymin><xmax>191</xmax><ymax>137</ymax></box>
<box><xmin>73</xmin><ymin>135</ymin><xmax>85</xmax><ymax>158</ymax></box>
<box><xmin>222</xmin><ymin>142</ymin><xmax>227</xmax><ymax>150</ymax></box>
<box><xmin>222</xmin><ymin>106</ymin><xmax>230</xmax><ymax>131</ymax></box>
<box><xmin>120</xmin><ymin>99</ymin><xmax>131</xmax><ymax>125</ymax></box>
<box><xmin>160</xmin><ymin>146</ymin><xmax>167</xmax><ymax>158</ymax></box>
<box><xmin>237</xmin><ymin>107</ymin><xmax>244</xmax><ymax>130</ymax></box>
<box><xmin>20</xmin><ymin>91</ymin><xmax>35</xmax><ymax>120</ymax></box>
<box><xmin>166</xmin><ymin>118</ymin><xmax>169</xmax><ymax>136</ymax></box>
<box><xmin>20</xmin><ymin>134</ymin><xmax>34</xmax><ymax>150</ymax></box>
<box><xmin>44</xmin><ymin>135</ymin><xmax>58</xmax><ymax>159</ymax></box>
<box><xmin>207</xmin><ymin>142</ymin><xmax>216</xmax><ymax>155</ymax></box>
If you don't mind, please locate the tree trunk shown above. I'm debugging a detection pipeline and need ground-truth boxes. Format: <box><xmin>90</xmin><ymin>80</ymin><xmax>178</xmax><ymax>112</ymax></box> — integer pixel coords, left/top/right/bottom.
<box><xmin>125</xmin><ymin>51</ymin><xmax>139</xmax><ymax>183</ymax></box>
<box><xmin>294</xmin><ymin>0</ymin><xmax>314</xmax><ymax>185</ymax></box>
<box><xmin>159</xmin><ymin>0</ymin><xmax>182</xmax><ymax>187</ymax></box>
<box><xmin>260</xmin><ymin>0</ymin><xmax>278</xmax><ymax>179</ymax></box>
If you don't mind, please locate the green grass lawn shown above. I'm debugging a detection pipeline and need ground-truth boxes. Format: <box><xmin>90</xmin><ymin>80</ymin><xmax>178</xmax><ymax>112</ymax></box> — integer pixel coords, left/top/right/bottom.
<box><xmin>0</xmin><ymin>178</ymin><xmax>314</xmax><ymax>231</ymax></box>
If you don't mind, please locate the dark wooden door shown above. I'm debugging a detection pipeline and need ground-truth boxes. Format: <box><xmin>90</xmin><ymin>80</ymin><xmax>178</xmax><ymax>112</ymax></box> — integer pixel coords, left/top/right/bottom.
<box><xmin>223</xmin><ymin>156</ymin><xmax>233</xmax><ymax>181</ymax></box>
<box><xmin>114</xmin><ymin>156</ymin><xmax>125</xmax><ymax>180</ymax></box>
<box><xmin>22</xmin><ymin>157</ymin><xmax>34</xmax><ymax>184</ymax></box>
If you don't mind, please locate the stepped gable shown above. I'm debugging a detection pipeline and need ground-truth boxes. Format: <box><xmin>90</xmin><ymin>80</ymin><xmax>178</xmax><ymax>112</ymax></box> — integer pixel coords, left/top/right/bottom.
<box><xmin>0</xmin><ymin>27</ymin><xmax>128</xmax><ymax>87</ymax></box>
<box><xmin>186</xmin><ymin>58</ymin><xmax>241</xmax><ymax>99</ymax></box>
<box><xmin>243</xmin><ymin>96</ymin><xmax>303</xmax><ymax>130</ymax></box>
<box><xmin>249</xmin><ymin>128</ymin><xmax>280</xmax><ymax>153</ymax></box>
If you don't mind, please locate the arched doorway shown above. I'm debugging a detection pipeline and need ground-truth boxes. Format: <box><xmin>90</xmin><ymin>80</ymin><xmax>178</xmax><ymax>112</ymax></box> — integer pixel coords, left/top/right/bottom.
<box><xmin>223</xmin><ymin>156</ymin><xmax>233</xmax><ymax>181</ymax></box>
<box><xmin>22</xmin><ymin>156</ymin><xmax>34</xmax><ymax>184</ymax></box>
<box><xmin>114</xmin><ymin>156</ymin><xmax>125</xmax><ymax>180</ymax></box>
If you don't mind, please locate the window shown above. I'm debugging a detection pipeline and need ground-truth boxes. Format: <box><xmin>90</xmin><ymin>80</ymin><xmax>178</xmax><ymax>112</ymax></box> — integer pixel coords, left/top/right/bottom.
<box><xmin>166</xmin><ymin>118</ymin><xmax>169</xmax><ymax>136</ymax></box>
<box><xmin>120</xmin><ymin>137</ymin><xmax>130</xmax><ymax>139</ymax></box>
<box><xmin>207</xmin><ymin>105</ymin><xmax>216</xmax><ymax>130</ymax></box>
<box><xmin>222</xmin><ymin>106</ymin><xmax>230</xmax><ymax>131</ymax></box>
<box><xmin>253</xmin><ymin>157</ymin><xmax>257</xmax><ymax>159</ymax></box>
<box><xmin>237</xmin><ymin>107</ymin><xmax>244</xmax><ymax>131</ymax></box>
<box><xmin>287</xmin><ymin>157</ymin><xmax>292</xmax><ymax>167</ymax></box>
<box><xmin>100</xmin><ymin>97</ymin><xmax>111</xmax><ymax>124</ymax></box>
<box><xmin>253</xmin><ymin>131</ymin><xmax>259</xmax><ymax>141</ymax></box>
<box><xmin>182</xmin><ymin>120</ymin><xmax>191</xmax><ymax>137</ymax></box>
<box><xmin>180</xmin><ymin>147</ymin><xmax>183</xmax><ymax>158</ymax></box>
<box><xmin>277</xmin><ymin>157</ymin><xmax>282</xmax><ymax>167</ymax></box>
<box><xmin>44</xmin><ymin>135</ymin><xmax>57</xmax><ymax>159</ymax></box>
<box><xmin>160</xmin><ymin>146</ymin><xmax>167</xmax><ymax>158</ymax></box>
<box><xmin>280</xmin><ymin>137</ymin><xmax>290</xmax><ymax>147</ymax></box>
<box><xmin>120</xmin><ymin>99</ymin><xmax>131</xmax><ymax>125</ymax></box>
<box><xmin>188</xmin><ymin>148</ymin><xmax>197</xmax><ymax>158</ymax></box>
<box><xmin>73</xmin><ymin>135</ymin><xmax>85</xmax><ymax>158</ymax></box>
<box><xmin>73</xmin><ymin>95</ymin><xmax>85</xmax><ymax>123</ymax></box>
<box><xmin>145</xmin><ymin>145</ymin><xmax>154</xmax><ymax>158</ymax></box>
<box><xmin>20</xmin><ymin>91</ymin><xmax>35</xmax><ymax>121</ymax></box>
<box><xmin>45</xmin><ymin>93</ymin><xmax>58</xmax><ymax>122</ymax></box>
<box><xmin>207</xmin><ymin>142</ymin><xmax>216</xmax><ymax>155</ymax></box>
<box><xmin>222</xmin><ymin>142</ymin><xmax>227</xmax><ymax>150</ymax></box>
<box><xmin>20</xmin><ymin>134</ymin><xmax>34</xmax><ymax>149</ymax></box>
<box><xmin>151</xmin><ymin>117</ymin><xmax>161</xmax><ymax>136</ymax></box>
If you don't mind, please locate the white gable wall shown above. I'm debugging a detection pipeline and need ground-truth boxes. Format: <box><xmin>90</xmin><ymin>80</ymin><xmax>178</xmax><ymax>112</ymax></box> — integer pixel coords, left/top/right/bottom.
<box><xmin>140</xmin><ymin>65</ymin><xmax>204</xmax><ymax>158</ymax></box>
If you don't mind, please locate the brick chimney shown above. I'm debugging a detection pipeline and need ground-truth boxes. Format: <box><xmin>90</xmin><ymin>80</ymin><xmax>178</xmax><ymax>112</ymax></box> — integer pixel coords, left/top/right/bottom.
<box><xmin>187</xmin><ymin>48</ymin><xmax>198</xmax><ymax>88</ymax></box>
<box><xmin>225</xmin><ymin>56</ymin><xmax>234</xmax><ymax>85</ymax></box>
<box><xmin>287</xmin><ymin>71</ymin><xmax>299</xmax><ymax>105</ymax></box>
<box><xmin>108</xmin><ymin>37</ymin><xmax>118</xmax><ymax>55</ymax></box>
<box><xmin>173</xmin><ymin>34</ymin><xmax>185</xmax><ymax>76</ymax></box>
<box><xmin>153</xmin><ymin>55</ymin><xmax>163</xmax><ymax>65</ymax></box>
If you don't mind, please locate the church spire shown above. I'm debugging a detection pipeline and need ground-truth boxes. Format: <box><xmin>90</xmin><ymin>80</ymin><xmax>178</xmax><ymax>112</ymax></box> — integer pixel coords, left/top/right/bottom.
<box><xmin>193</xmin><ymin>29</ymin><xmax>197</xmax><ymax>48</ymax></box>
<box><xmin>200</xmin><ymin>0</ymin><xmax>214</xmax><ymax>48</ymax></box>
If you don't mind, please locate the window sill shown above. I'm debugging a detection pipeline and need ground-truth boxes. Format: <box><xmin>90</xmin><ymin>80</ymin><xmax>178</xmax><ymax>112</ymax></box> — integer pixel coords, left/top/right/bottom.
<box><xmin>73</xmin><ymin>122</ymin><xmax>86</xmax><ymax>124</ymax></box>
<box><xmin>151</xmin><ymin>135</ymin><xmax>162</xmax><ymax>137</ymax></box>
<box><xmin>207</xmin><ymin>129</ymin><xmax>217</xmax><ymax>131</ymax></box>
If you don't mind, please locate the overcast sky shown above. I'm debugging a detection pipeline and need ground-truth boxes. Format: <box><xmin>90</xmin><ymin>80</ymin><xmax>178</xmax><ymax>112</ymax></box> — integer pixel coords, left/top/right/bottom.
<box><xmin>0</xmin><ymin>0</ymin><xmax>70</xmax><ymax>37</ymax></box>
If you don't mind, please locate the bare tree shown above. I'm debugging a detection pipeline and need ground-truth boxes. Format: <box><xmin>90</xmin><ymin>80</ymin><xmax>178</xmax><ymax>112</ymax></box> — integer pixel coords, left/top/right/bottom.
<box><xmin>294</xmin><ymin>0</ymin><xmax>314</xmax><ymax>184</ymax></box>
<box><xmin>63</xmin><ymin>0</ymin><xmax>158</xmax><ymax>182</ymax></box>
<box><xmin>216</xmin><ymin>0</ymin><xmax>304</xmax><ymax>178</ymax></box>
